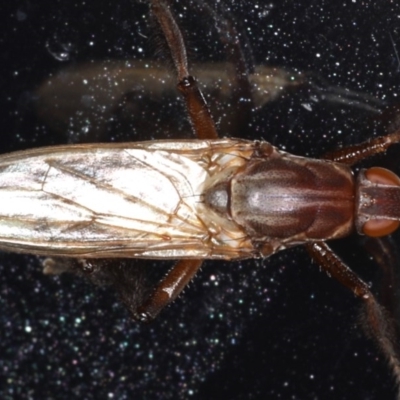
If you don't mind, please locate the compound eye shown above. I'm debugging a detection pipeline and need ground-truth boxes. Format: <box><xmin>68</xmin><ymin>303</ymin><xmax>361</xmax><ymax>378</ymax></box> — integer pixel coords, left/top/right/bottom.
<box><xmin>365</xmin><ymin>167</ymin><xmax>400</xmax><ymax>186</ymax></box>
<box><xmin>362</xmin><ymin>167</ymin><xmax>400</xmax><ymax>237</ymax></box>
<box><xmin>363</xmin><ymin>219</ymin><xmax>400</xmax><ymax>237</ymax></box>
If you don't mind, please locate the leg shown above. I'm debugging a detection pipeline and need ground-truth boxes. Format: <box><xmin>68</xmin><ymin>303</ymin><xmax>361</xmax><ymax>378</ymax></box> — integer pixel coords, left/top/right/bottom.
<box><xmin>43</xmin><ymin>257</ymin><xmax>203</xmax><ymax>322</ymax></box>
<box><xmin>306</xmin><ymin>241</ymin><xmax>400</xmax><ymax>388</ymax></box>
<box><xmin>362</xmin><ymin>236</ymin><xmax>400</xmax><ymax>330</ymax></box>
<box><xmin>149</xmin><ymin>0</ymin><xmax>218</xmax><ymax>139</ymax></box>
<box><xmin>135</xmin><ymin>259</ymin><xmax>203</xmax><ymax>322</ymax></box>
<box><xmin>197</xmin><ymin>0</ymin><xmax>254</xmax><ymax>137</ymax></box>
<box><xmin>361</xmin><ymin>238</ymin><xmax>400</xmax><ymax>399</ymax></box>
<box><xmin>132</xmin><ymin>1</ymin><xmax>208</xmax><ymax>322</ymax></box>
<box><xmin>323</xmin><ymin>129</ymin><xmax>400</xmax><ymax>165</ymax></box>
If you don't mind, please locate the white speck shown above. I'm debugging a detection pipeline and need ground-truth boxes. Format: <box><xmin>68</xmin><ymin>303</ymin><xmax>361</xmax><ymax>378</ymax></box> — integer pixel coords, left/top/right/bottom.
<box><xmin>302</xmin><ymin>103</ymin><xmax>313</xmax><ymax>111</ymax></box>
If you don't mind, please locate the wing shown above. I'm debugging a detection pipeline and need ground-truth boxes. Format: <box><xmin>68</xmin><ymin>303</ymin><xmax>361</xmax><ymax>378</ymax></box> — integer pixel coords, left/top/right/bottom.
<box><xmin>0</xmin><ymin>139</ymin><xmax>255</xmax><ymax>259</ymax></box>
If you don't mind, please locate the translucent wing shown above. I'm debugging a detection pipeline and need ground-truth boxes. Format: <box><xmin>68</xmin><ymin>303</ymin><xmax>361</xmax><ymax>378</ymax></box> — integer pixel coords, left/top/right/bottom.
<box><xmin>0</xmin><ymin>140</ymin><xmax>254</xmax><ymax>259</ymax></box>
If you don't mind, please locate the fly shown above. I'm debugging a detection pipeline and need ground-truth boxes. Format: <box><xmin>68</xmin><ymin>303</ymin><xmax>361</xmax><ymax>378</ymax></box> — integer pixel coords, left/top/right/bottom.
<box><xmin>3</xmin><ymin>0</ymin><xmax>400</xmax><ymax>396</ymax></box>
<box><xmin>2</xmin><ymin>136</ymin><xmax>400</xmax><ymax>260</ymax></box>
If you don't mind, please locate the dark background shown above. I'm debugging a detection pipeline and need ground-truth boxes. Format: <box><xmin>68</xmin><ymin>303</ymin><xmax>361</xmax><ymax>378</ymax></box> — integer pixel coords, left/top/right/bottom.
<box><xmin>1</xmin><ymin>0</ymin><xmax>400</xmax><ymax>399</ymax></box>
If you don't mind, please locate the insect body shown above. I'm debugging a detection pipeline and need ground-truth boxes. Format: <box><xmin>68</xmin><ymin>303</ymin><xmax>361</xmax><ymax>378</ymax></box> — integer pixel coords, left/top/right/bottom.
<box><xmin>2</xmin><ymin>137</ymin><xmax>399</xmax><ymax>260</ymax></box>
<box><xmin>4</xmin><ymin>0</ymin><xmax>400</xmax><ymax>396</ymax></box>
